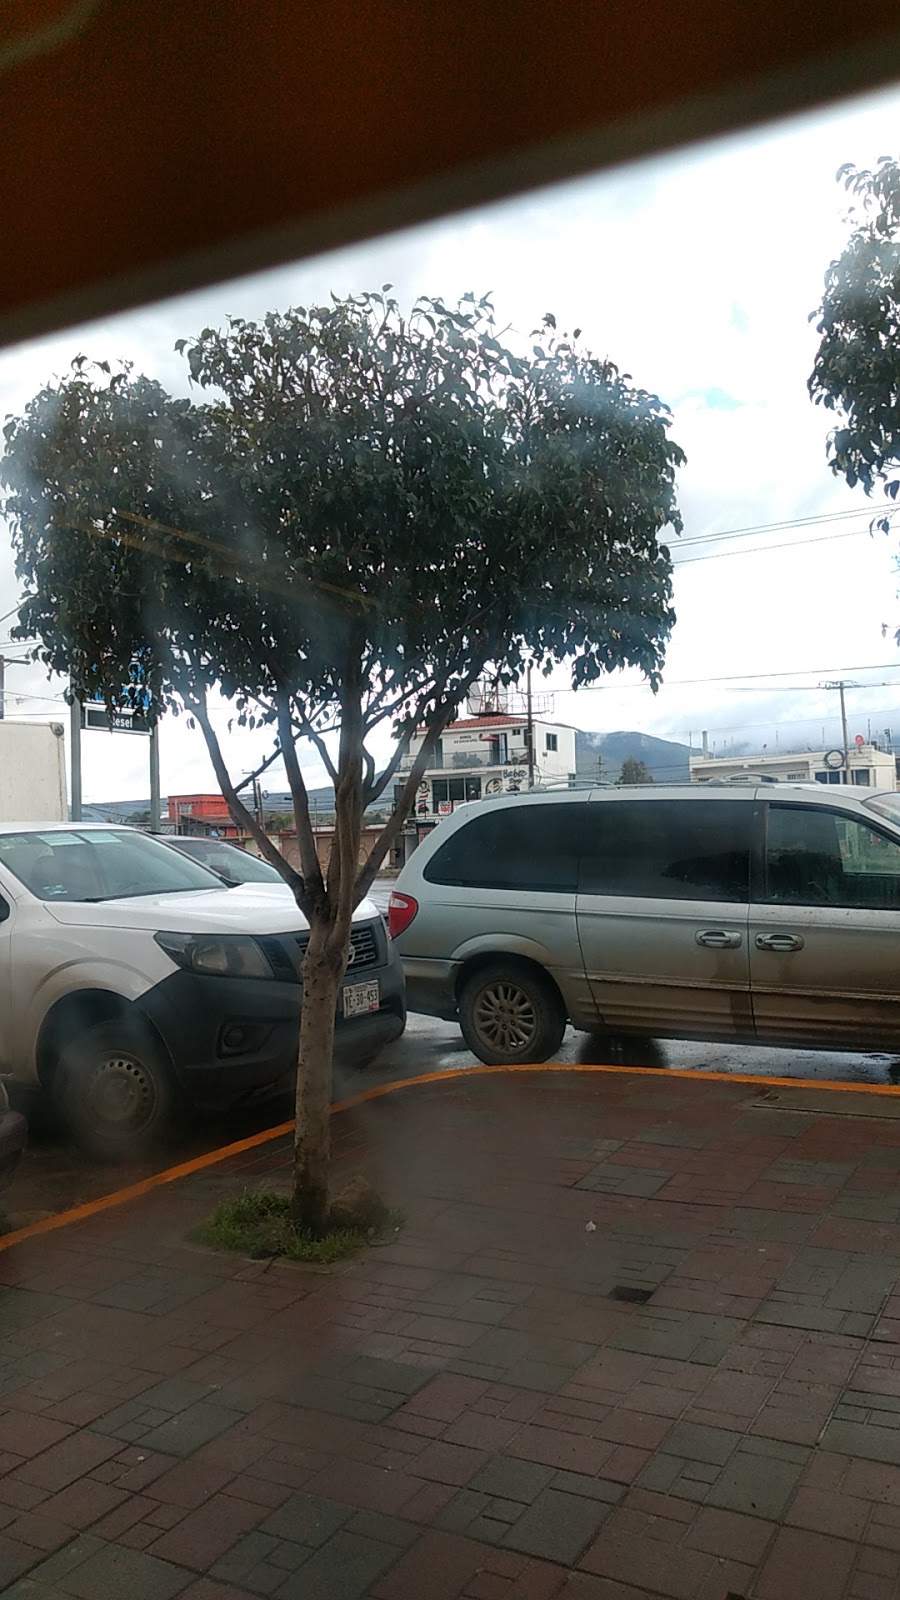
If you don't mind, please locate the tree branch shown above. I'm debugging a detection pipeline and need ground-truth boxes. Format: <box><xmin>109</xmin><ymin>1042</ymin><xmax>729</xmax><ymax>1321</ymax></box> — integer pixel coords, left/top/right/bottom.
<box><xmin>275</xmin><ymin>690</ymin><xmax>328</xmax><ymax>915</ymax></box>
<box><xmin>364</xmin><ymin>724</ymin><xmax>413</xmax><ymax>806</ymax></box>
<box><xmin>185</xmin><ymin>688</ymin><xmax>308</xmax><ymax>908</ymax></box>
<box><xmin>291</xmin><ymin>695</ymin><xmax>338</xmax><ymax>785</ymax></box>
<box><xmin>355</xmin><ymin>661</ymin><xmax>488</xmax><ymax>900</ymax></box>
<box><xmin>361</xmin><ymin>745</ymin><xmax>376</xmax><ymax>805</ymax></box>
<box><xmin>234</xmin><ymin>739</ymin><xmax>283</xmax><ymax>795</ymax></box>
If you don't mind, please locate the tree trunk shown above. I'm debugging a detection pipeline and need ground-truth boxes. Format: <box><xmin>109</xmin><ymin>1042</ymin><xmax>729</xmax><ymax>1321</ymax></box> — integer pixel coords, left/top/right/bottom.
<box><xmin>292</xmin><ymin>924</ymin><xmax>345</xmax><ymax>1234</ymax></box>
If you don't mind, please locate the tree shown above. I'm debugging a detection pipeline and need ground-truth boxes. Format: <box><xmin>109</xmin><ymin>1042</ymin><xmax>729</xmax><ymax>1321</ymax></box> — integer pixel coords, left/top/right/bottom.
<box><xmin>2</xmin><ymin>293</ymin><xmax>683</xmax><ymax>1232</ymax></box>
<box><xmin>618</xmin><ymin>757</ymin><xmax>654</xmax><ymax>784</ymax></box>
<box><xmin>810</xmin><ymin>158</ymin><xmax>900</xmax><ymax>515</ymax></box>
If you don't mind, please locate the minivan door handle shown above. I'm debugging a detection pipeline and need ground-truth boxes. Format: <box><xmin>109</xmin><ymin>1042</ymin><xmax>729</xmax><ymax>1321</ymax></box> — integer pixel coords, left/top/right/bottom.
<box><xmin>695</xmin><ymin>930</ymin><xmax>742</xmax><ymax>949</ymax></box>
<box><xmin>755</xmin><ymin>932</ymin><xmax>804</xmax><ymax>953</ymax></box>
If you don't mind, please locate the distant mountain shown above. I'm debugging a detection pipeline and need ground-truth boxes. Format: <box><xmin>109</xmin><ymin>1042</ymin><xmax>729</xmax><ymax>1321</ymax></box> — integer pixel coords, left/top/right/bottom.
<box><xmin>575</xmin><ymin>730</ymin><xmax>697</xmax><ymax>784</ymax></box>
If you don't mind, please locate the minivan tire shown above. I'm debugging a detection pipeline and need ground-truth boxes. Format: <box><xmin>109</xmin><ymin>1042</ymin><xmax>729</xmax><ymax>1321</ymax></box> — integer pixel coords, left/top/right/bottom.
<box><xmin>57</xmin><ymin>1019</ymin><xmax>176</xmax><ymax>1161</ymax></box>
<box><xmin>458</xmin><ymin>962</ymin><xmax>566</xmax><ymax>1066</ymax></box>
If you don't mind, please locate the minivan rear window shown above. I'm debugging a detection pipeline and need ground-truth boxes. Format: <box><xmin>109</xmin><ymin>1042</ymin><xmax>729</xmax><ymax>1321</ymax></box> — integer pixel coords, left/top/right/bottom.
<box><xmin>423</xmin><ymin>802</ymin><xmax>588</xmax><ymax>892</ymax></box>
<box><xmin>579</xmin><ymin>799</ymin><xmax>752</xmax><ymax>902</ymax></box>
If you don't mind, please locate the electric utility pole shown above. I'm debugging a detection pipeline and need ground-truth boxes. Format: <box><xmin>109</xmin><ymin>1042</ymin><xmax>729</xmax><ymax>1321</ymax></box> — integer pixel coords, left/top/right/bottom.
<box><xmin>526</xmin><ymin>662</ymin><xmax>535</xmax><ymax>788</ymax></box>
<box><xmin>822</xmin><ymin>680</ymin><xmax>858</xmax><ymax>782</ymax></box>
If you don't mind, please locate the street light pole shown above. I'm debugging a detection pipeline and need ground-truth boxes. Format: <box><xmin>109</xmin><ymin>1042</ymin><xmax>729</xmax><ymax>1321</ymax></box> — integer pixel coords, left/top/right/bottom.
<box><xmin>149</xmin><ymin>723</ymin><xmax>161</xmax><ymax>830</ymax></box>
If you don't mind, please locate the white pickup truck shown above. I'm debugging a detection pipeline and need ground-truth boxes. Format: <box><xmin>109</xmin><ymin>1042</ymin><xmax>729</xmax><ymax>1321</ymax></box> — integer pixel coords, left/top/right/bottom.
<box><xmin>0</xmin><ymin>822</ymin><xmax>405</xmax><ymax>1158</ymax></box>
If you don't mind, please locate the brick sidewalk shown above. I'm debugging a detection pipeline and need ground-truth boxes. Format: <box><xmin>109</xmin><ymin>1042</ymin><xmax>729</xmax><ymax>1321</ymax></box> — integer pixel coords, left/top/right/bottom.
<box><xmin>0</xmin><ymin>1070</ymin><xmax>899</xmax><ymax>1597</ymax></box>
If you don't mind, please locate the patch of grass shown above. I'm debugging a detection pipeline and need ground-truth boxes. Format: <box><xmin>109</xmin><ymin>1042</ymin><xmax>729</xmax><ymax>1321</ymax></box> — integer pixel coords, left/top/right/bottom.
<box><xmin>191</xmin><ymin>1186</ymin><xmax>371</xmax><ymax>1263</ymax></box>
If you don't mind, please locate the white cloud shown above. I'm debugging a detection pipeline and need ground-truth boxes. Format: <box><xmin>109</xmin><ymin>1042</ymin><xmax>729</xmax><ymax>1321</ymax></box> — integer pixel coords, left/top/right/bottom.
<box><xmin>3</xmin><ymin>80</ymin><xmax>900</xmax><ymax>800</ymax></box>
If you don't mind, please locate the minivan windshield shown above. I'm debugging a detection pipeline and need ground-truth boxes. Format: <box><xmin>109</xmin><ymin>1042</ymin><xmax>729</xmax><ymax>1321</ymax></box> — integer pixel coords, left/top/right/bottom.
<box><xmin>0</xmin><ymin>828</ymin><xmax>224</xmax><ymax>902</ymax></box>
<box><xmin>864</xmin><ymin>794</ymin><xmax>900</xmax><ymax>828</ymax></box>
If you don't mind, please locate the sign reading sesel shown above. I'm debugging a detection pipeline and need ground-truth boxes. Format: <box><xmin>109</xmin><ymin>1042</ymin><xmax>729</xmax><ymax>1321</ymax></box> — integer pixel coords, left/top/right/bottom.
<box><xmin>342</xmin><ymin>980</ymin><xmax>380</xmax><ymax>1018</ymax></box>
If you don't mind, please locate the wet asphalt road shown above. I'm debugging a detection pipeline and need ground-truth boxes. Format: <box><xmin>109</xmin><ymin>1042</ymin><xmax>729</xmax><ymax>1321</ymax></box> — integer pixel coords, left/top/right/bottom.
<box><xmin>3</xmin><ymin>880</ymin><xmax>899</xmax><ymax>1231</ymax></box>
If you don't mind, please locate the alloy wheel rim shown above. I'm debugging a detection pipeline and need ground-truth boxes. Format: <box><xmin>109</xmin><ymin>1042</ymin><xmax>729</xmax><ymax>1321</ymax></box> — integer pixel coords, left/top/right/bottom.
<box><xmin>474</xmin><ymin>981</ymin><xmax>537</xmax><ymax>1053</ymax></box>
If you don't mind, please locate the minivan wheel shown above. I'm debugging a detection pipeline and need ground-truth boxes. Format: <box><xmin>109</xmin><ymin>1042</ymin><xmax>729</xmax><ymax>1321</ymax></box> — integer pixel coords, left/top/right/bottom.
<box><xmin>57</xmin><ymin>1020</ymin><xmax>175</xmax><ymax>1161</ymax></box>
<box><xmin>459</xmin><ymin>962</ymin><xmax>566</xmax><ymax>1066</ymax></box>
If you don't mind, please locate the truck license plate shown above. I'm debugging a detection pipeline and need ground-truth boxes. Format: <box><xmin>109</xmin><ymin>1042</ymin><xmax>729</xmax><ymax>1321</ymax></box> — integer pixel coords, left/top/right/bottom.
<box><xmin>343</xmin><ymin>980</ymin><xmax>380</xmax><ymax>1018</ymax></box>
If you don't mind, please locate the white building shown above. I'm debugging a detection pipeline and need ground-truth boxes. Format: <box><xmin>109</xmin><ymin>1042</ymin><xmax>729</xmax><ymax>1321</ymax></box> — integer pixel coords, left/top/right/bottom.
<box><xmin>689</xmin><ymin>743</ymin><xmax>897</xmax><ymax>789</ymax></box>
<box><xmin>392</xmin><ymin>713</ymin><xmax>577</xmax><ymax>858</ymax></box>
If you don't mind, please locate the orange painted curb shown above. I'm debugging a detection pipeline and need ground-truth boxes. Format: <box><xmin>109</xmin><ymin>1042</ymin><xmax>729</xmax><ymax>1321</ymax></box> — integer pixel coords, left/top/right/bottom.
<box><xmin>0</xmin><ymin>1060</ymin><xmax>895</xmax><ymax>1255</ymax></box>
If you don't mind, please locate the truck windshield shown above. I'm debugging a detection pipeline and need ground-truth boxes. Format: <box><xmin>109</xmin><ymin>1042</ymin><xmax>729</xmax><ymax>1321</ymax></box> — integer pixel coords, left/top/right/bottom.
<box><xmin>168</xmin><ymin>838</ymin><xmax>282</xmax><ymax>884</ymax></box>
<box><xmin>0</xmin><ymin>829</ymin><xmax>223</xmax><ymax>902</ymax></box>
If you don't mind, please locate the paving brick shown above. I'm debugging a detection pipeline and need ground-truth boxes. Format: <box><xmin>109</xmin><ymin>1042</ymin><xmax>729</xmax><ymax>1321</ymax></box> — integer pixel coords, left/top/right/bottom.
<box><xmin>260</xmin><ymin>1491</ymin><xmax>351</xmax><ymax>1546</ymax></box>
<box><xmin>29</xmin><ymin>1537</ymin><xmax>194</xmax><ymax>1598</ymax></box>
<box><xmin>37</xmin><ymin>1477</ymin><xmax>126</xmax><ymax>1531</ymax></box>
<box><xmin>501</xmin><ymin>1486</ymin><xmax>612</xmax><ymax>1565</ymax></box>
<box><xmin>208</xmin><ymin>1528</ymin><xmax>282</xmax><ymax>1586</ymax></box>
<box><xmin>580</xmin><ymin>1512</ymin><xmax>712</xmax><ymax>1597</ymax></box>
<box><xmin>684</xmin><ymin>1503</ymin><xmax>776</xmax><ymax>1563</ymax></box>
<box><xmin>139</xmin><ymin>1404</ymin><xmax>245</xmax><ymax>1460</ymax></box>
<box><xmin>401</xmin><ymin>1375</ymin><xmax>489</xmax><ymax>1423</ymax></box>
<box><xmin>179</xmin><ymin>1582</ymin><xmax>265</xmax><ymax>1600</ymax></box>
<box><xmin>705</xmin><ymin>1438</ymin><xmax>808</xmax><ymax>1519</ymax></box>
<box><xmin>0</xmin><ymin>1412</ymin><xmax>72</xmax><ymax>1458</ymax></box>
<box><xmin>754</xmin><ymin>1527</ymin><xmax>857</xmax><ymax>1600</ymax></box>
<box><xmin>150</xmin><ymin>1460</ymin><xmax>236</xmax><ymax>1510</ymax></box>
<box><xmin>308</xmin><ymin>1458</ymin><xmax>424</xmax><ymax>1515</ymax></box>
<box><xmin>276</xmin><ymin>1528</ymin><xmax>401</xmax><ymax>1599</ymax></box>
<box><xmin>149</xmin><ymin>1493</ymin><xmax>267</xmax><ymax>1570</ymax></box>
<box><xmin>14</xmin><ymin>1430</ymin><xmax>121</xmax><ymax>1491</ymax></box>
<box><xmin>412</xmin><ymin>1440</ymin><xmax>488</xmax><ymax>1487</ymax></box>
<box><xmin>369</xmin><ymin>1528</ymin><xmax>501</xmax><ymax>1599</ymax></box>
<box><xmin>506</xmin><ymin>1424</ymin><xmax>613</xmax><ymax>1477</ymax></box>
<box><xmin>2</xmin><ymin>1508</ymin><xmax>74</xmax><ymax>1552</ymax></box>
<box><xmin>786</xmin><ymin>1485</ymin><xmax>872</xmax><ymax>1542</ymax></box>
<box><xmin>443</xmin><ymin>1413</ymin><xmax>522</xmax><ymax>1453</ymax></box>
<box><xmin>823</xmin><ymin>1419</ymin><xmax>900</xmax><ymax>1466</ymax></box>
<box><xmin>469</xmin><ymin>1458</ymin><xmax>555</xmax><ymax>1506</ymax></box>
<box><xmin>660</xmin><ymin>1420</ymin><xmax>740</xmax><ymax>1466</ymax></box>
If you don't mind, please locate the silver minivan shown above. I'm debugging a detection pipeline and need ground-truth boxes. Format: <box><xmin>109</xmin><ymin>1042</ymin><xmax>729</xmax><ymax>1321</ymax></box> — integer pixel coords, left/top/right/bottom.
<box><xmin>389</xmin><ymin>783</ymin><xmax>900</xmax><ymax>1064</ymax></box>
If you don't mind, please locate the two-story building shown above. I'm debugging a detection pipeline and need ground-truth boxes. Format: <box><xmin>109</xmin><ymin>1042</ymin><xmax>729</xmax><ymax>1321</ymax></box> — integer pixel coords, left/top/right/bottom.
<box><xmin>392</xmin><ymin>713</ymin><xmax>578</xmax><ymax>862</ymax></box>
<box><xmin>689</xmin><ymin>743</ymin><xmax>898</xmax><ymax>788</ymax></box>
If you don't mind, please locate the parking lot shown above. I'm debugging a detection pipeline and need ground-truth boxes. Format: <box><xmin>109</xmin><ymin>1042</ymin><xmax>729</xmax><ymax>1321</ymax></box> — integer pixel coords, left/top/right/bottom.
<box><xmin>3</xmin><ymin>1011</ymin><xmax>898</xmax><ymax>1236</ymax></box>
<box><xmin>0</xmin><ymin>876</ymin><xmax>897</xmax><ymax>1232</ymax></box>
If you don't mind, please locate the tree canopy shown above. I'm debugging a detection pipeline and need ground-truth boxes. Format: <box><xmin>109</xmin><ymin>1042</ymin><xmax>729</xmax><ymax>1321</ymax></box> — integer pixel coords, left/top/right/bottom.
<box><xmin>810</xmin><ymin>158</ymin><xmax>900</xmax><ymax>517</ymax></box>
<box><xmin>618</xmin><ymin>756</ymin><xmax>654</xmax><ymax>784</ymax></box>
<box><xmin>1</xmin><ymin>291</ymin><xmax>684</xmax><ymax>1228</ymax></box>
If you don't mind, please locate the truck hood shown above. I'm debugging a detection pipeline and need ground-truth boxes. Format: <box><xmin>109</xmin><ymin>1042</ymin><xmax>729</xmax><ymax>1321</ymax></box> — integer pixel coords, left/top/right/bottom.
<box><xmin>42</xmin><ymin>883</ymin><xmax>380</xmax><ymax>935</ymax></box>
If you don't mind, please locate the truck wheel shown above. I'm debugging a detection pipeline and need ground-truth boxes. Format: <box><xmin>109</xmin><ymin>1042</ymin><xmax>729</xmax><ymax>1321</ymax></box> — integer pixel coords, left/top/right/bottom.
<box><xmin>458</xmin><ymin>962</ymin><xmax>566</xmax><ymax>1066</ymax></box>
<box><xmin>58</xmin><ymin>1020</ymin><xmax>175</xmax><ymax>1160</ymax></box>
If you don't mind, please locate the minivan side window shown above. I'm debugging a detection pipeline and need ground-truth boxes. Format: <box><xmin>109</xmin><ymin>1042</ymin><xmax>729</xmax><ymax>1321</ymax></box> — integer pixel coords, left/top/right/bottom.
<box><xmin>423</xmin><ymin>803</ymin><xmax>588</xmax><ymax>892</ymax></box>
<box><xmin>578</xmin><ymin>800</ymin><xmax>752</xmax><ymax>902</ymax></box>
<box><xmin>765</xmin><ymin>804</ymin><xmax>900</xmax><ymax>909</ymax></box>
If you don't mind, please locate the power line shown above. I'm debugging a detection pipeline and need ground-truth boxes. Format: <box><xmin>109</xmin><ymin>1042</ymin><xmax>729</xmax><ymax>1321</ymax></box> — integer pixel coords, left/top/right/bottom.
<box><xmin>564</xmin><ymin>660</ymin><xmax>900</xmax><ymax>692</ymax></box>
<box><xmin>671</xmin><ymin>525</ymin><xmax>871</xmax><ymax>568</ymax></box>
<box><xmin>673</xmin><ymin>502</ymin><xmax>886</xmax><ymax>550</ymax></box>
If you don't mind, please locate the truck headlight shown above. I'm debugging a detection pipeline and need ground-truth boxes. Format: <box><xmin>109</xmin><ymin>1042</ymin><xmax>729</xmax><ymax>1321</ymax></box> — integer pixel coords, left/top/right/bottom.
<box><xmin>155</xmin><ymin>932</ymin><xmax>272</xmax><ymax>979</ymax></box>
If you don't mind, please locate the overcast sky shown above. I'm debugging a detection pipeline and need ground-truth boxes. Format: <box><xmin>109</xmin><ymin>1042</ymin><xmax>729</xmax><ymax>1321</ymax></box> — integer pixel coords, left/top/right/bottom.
<box><xmin>3</xmin><ymin>82</ymin><xmax>900</xmax><ymax>802</ymax></box>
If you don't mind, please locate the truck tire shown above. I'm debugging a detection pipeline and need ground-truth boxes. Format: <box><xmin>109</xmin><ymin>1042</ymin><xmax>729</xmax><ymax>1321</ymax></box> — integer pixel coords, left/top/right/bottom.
<box><xmin>458</xmin><ymin>961</ymin><xmax>566</xmax><ymax>1066</ymax></box>
<box><xmin>57</xmin><ymin>1019</ymin><xmax>175</xmax><ymax>1161</ymax></box>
